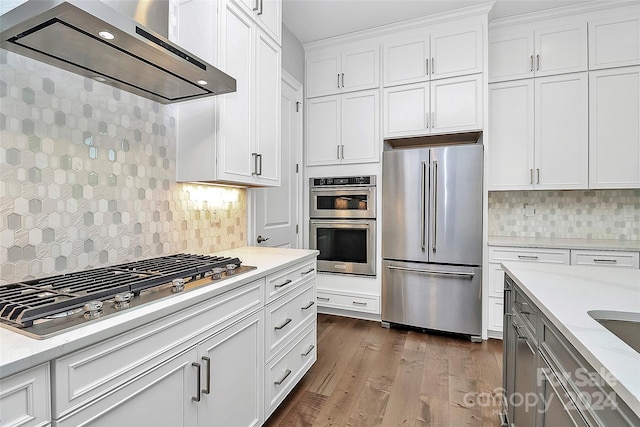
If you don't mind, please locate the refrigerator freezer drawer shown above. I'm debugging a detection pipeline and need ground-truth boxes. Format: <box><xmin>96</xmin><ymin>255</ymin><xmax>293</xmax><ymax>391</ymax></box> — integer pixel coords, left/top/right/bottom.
<box><xmin>382</xmin><ymin>260</ymin><xmax>482</xmax><ymax>337</ymax></box>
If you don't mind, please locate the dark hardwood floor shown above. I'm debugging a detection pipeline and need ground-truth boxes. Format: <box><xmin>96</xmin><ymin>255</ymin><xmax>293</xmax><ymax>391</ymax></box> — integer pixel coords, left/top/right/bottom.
<box><xmin>265</xmin><ymin>314</ymin><xmax>504</xmax><ymax>427</ymax></box>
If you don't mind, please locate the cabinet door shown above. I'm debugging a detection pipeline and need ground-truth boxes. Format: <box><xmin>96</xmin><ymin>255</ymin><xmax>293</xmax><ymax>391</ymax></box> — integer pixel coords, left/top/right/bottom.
<box><xmin>511</xmin><ymin>319</ymin><xmax>536</xmax><ymax>427</ymax></box>
<box><xmin>535</xmin><ymin>73</ymin><xmax>588</xmax><ymax>189</ymax></box>
<box><xmin>589</xmin><ymin>14</ymin><xmax>640</xmax><ymax>70</ymax></box>
<box><xmin>217</xmin><ymin>1</ymin><xmax>255</xmax><ymax>183</ymax></box>
<box><xmin>341</xmin><ymin>89</ymin><xmax>380</xmax><ymax>164</ymax></box>
<box><xmin>56</xmin><ymin>348</ymin><xmax>198</xmax><ymax>427</ymax></box>
<box><xmin>306</xmin><ymin>52</ymin><xmax>341</xmax><ymax>98</ymax></box>
<box><xmin>306</xmin><ymin>95</ymin><xmax>340</xmax><ymax>165</ymax></box>
<box><xmin>383</xmin><ymin>37</ymin><xmax>429</xmax><ymax>87</ymax></box>
<box><xmin>489</xmin><ymin>28</ymin><xmax>534</xmax><ymax>82</ymax></box>
<box><xmin>256</xmin><ymin>0</ymin><xmax>282</xmax><ymax>43</ymax></box>
<box><xmin>0</xmin><ymin>364</ymin><xmax>50</xmax><ymax>427</ymax></box>
<box><xmin>430</xmin><ymin>74</ymin><xmax>483</xmax><ymax>134</ymax></box>
<box><xmin>487</xmin><ymin>80</ymin><xmax>534</xmax><ymax>190</ymax></box>
<box><xmin>534</xmin><ymin>23</ymin><xmax>587</xmax><ymax>77</ymax></box>
<box><xmin>255</xmin><ymin>29</ymin><xmax>281</xmax><ymax>185</ymax></box>
<box><xmin>198</xmin><ymin>311</ymin><xmax>264</xmax><ymax>427</ymax></box>
<box><xmin>341</xmin><ymin>45</ymin><xmax>380</xmax><ymax>93</ymax></box>
<box><xmin>383</xmin><ymin>82</ymin><xmax>430</xmax><ymax>138</ymax></box>
<box><xmin>589</xmin><ymin>67</ymin><xmax>640</xmax><ymax>188</ymax></box>
<box><xmin>430</xmin><ymin>24</ymin><xmax>483</xmax><ymax>80</ymax></box>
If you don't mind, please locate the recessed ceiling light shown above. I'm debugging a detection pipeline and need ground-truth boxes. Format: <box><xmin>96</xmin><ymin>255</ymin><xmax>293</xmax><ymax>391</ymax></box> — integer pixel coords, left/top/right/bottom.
<box><xmin>197</xmin><ymin>80</ymin><xmax>208</xmax><ymax>85</ymax></box>
<box><xmin>98</xmin><ymin>30</ymin><xmax>115</xmax><ymax>40</ymax></box>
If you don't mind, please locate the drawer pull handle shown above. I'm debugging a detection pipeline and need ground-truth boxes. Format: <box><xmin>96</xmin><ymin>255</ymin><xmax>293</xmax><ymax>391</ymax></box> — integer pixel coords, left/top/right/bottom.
<box><xmin>202</xmin><ymin>356</ymin><xmax>211</xmax><ymax>395</ymax></box>
<box><xmin>317</xmin><ymin>296</ymin><xmax>330</xmax><ymax>301</ymax></box>
<box><xmin>192</xmin><ymin>362</ymin><xmax>201</xmax><ymax>402</ymax></box>
<box><xmin>275</xmin><ymin>318</ymin><xmax>292</xmax><ymax>330</ymax></box>
<box><xmin>517</xmin><ymin>255</ymin><xmax>539</xmax><ymax>260</ymax></box>
<box><xmin>301</xmin><ymin>268</ymin><xmax>315</xmax><ymax>275</ymax></box>
<box><xmin>302</xmin><ymin>345</ymin><xmax>315</xmax><ymax>357</ymax></box>
<box><xmin>593</xmin><ymin>258</ymin><xmax>617</xmax><ymax>264</ymax></box>
<box><xmin>274</xmin><ymin>369</ymin><xmax>292</xmax><ymax>385</ymax></box>
<box><xmin>301</xmin><ymin>301</ymin><xmax>315</xmax><ymax>310</ymax></box>
<box><xmin>515</xmin><ymin>301</ymin><xmax>533</xmax><ymax>315</ymax></box>
<box><xmin>352</xmin><ymin>301</ymin><xmax>367</xmax><ymax>306</ymax></box>
<box><xmin>275</xmin><ymin>279</ymin><xmax>292</xmax><ymax>289</ymax></box>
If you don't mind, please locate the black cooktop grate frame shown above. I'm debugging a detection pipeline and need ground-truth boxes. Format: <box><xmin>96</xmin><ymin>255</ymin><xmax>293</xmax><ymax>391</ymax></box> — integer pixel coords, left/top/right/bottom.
<box><xmin>0</xmin><ymin>254</ymin><xmax>241</xmax><ymax>328</ymax></box>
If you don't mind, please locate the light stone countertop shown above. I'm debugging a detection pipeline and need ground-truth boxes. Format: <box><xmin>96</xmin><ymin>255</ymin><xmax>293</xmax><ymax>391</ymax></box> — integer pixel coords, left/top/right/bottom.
<box><xmin>489</xmin><ymin>236</ymin><xmax>640</xmax><ymax>251</ymax></box>
<box><xmin>0</xmin><ymin>246</ymin><xmax>318</xmax><ymax>379</ymax></box>
<box><xmin>501</xmin><ymin>261</ymin><xmax>640</xmax><ymax>416</ymax></box>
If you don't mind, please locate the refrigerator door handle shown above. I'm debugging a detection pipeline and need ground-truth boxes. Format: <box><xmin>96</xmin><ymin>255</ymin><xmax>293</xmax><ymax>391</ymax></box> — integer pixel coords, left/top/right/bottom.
<box><xmin>386</xmin><ymin>265</ymin><xmax>475</xmax><ymax>279</ymax></box>
<box><xmin>431</xmin><ymin>160</ymin><xmax>438</xmax><ymax>252</ymax></box>
<box><xmin>420</xmin><ymin>160</ymin><xmax>427</xmax><ymax>250</ymax></box>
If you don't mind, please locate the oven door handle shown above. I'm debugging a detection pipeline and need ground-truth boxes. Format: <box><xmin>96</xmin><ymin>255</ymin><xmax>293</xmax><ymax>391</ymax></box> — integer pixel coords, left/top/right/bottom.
<box><xmin>310</xmin><ymin>187</ymin><xmax>372</xmax><ymax>193</ymax></box>
<box><xmin>386</xmin><ymin>265</ymin><xmax>475</xmax><ymax>279</ymax></box>
<box><xmin>310</xmin><ymin>220</ymin><xmax>373</xmax><ymax>227</ymax></box>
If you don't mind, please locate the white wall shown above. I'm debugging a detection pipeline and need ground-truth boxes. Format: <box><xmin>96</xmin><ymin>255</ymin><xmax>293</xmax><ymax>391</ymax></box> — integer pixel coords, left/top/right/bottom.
<box><xmin>281</xmin><ymin>24</ymin><xmax>305</xmax><ymax>84</ymax></box>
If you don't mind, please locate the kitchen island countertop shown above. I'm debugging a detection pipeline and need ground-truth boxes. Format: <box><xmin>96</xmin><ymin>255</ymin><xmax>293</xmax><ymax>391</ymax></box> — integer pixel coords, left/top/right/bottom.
<box><xmin>0</xmin><ymin>246</ymin><xmax>318</xmax><ymax>378</ymax></box>
<box><xmin>502</xmin><ymin>261</ymin><xmax>640</xmax><ymax>417</ymax></box>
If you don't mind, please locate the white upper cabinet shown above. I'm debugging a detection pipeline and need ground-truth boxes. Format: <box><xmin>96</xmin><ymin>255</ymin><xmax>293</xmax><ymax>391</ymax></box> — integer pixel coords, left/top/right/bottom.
<box><xmin>176</xmin><ymin>0</ymin><xmax>281</xmax><ymax>186</ymax></box>
<box><xmin>589</xmin><ymin>66</ymin><xmax>640</xmax><ymax>188</ymax></box>
<box><xmin>383</xmin><ymin>20</ymin><xmax>483</xmax><ymax>87</ymax></box>
<box><xmin>589</xmin><ymin>14</ymin><xmax>640</xmax><ymax>70</ymax></box>
<box><xmin>230</xmin><ymin>0</ymin><xmax>282</xmax><ymax>43</ymax></box>
<box><xmin>488</xmin><ymin>73</ymin><xmax>588</xmax><ymax>190</ymax></box>
<box><xmin>489</xmin><ymin>21</ymin><xmax>587</xmax><ymax>82</ymax></box>
<box><xmin>383</xmin><ymin>74</ymin><xmax>482</xmax><ymax>138</ymax></box>
<box><xmin>306</xmin><ymin>89</ymin><xmax>379</xmax><ymax>166</ymax></box>
<box><xmin>306</xmin><ymin>44</ymin><xmax>380</xmax><ymax>98</ymax></box>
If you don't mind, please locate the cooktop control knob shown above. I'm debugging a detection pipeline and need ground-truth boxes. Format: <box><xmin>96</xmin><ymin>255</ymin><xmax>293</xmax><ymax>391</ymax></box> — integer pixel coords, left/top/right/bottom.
<box><xmin>114</xmin><ymin>292</ymin><xmax>134</xmax><ymax>310</ymax></box>
<box><xmin>172</xmin><ymin>278</ymin><xmax>186</xmax><ymax>293</ymax></box>
<box><xmin>83</xmin><ymin>300</ymin><xmax>103</xmax><ymax>319</ymax></box>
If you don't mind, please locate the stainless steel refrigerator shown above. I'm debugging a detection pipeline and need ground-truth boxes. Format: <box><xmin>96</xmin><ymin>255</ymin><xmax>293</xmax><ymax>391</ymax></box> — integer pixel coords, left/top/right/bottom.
<box><xmin>381</xmin><ymin>144</ymin><xmax>483</xmax><ymax>340</ymax></box>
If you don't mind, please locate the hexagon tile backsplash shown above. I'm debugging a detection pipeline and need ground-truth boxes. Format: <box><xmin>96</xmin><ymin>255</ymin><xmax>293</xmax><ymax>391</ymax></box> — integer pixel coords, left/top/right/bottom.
<box><xmin>0</xmin><ymin>50</ymin><xmax>247</xmax><ymax>284</ymax></box>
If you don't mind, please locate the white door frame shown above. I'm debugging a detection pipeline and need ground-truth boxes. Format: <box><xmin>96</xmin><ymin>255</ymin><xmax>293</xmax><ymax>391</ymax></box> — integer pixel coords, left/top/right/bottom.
<box><xmin>247</xmin><ymin>70</ymin><xmax>304</xmax><ymax>247</ymax></box>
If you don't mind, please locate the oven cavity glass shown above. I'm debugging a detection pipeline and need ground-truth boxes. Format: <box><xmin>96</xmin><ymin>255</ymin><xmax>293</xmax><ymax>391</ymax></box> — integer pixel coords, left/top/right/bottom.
<box><xmin>316</xmin><ymin>195</ymin><xmax>369</xmax><ymax>212</ymax></box>
<box><xmin>316</xmin><ymin>227</ymin><xmax>367</xmax><ymax>263</ymax></box>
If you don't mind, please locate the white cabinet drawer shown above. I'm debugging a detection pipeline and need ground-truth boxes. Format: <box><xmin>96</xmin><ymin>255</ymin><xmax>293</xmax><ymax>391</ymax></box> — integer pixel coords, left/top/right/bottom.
<box><xmin>53</xmin><ymin>279</ymin><xmax>264</xmax><ymax>418</ymax></box>
<box><xmin>316</xmin><ymin>290</ymin><xmax>379</xmax><ymax>314</ymax></box>
<box><xmin>0</xmin><ymin>363</ymin><xmax>51</xmax><ymax>427</ymax></box>
<box><xmin>266</xmin><ymin>259</ymin><xmax>316</xmax><ymax>302</ymax></box>
<box><xmin>487</xmin><ymin>297</ymin><xmax>504</xmax><ymax>334</ymax></box>
<box><xmin>488</xmin><ymin>246</ymin><xmax>570</xmax><ymax>264</ymax></box>
<box><xmin>265</xmin><ymin>280</ymin><xmax>316</xmax><ymax>360</ymax></box>
<box><xmin>488</xmin><ymin>262</ymin><xmax>506</xmax><ymax>297</ymax></box>
<box><xmin>570</xmin><ymin>250</ymin><xmax>640</xmax><ymax>268</ymax></box>
<box><xmin>265</xmin><ymin>321</ymin><xmax>316</xmax><ymax>417</ymax></box>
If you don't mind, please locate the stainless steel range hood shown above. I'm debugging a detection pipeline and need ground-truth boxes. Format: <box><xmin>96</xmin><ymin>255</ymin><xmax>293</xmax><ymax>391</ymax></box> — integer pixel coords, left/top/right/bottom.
<box><xmin>0</xmin><ymin>0</ymin><xmax>236</xmax><ymax>104</ymax></box>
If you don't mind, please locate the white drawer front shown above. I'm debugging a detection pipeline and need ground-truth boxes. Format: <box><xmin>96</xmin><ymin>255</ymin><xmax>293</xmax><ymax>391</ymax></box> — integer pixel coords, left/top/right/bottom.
<box><xmin>265</xmin><ymin>321</ymin><xmax>316</xmax><ymax>417</ymax></box>
<box><xmin>488</xmin><ymin>246</ymin><xmax>570</xmax><ymax>264</ymax></box>
<box><xmin>570</xmin><ymin>250</ymin><xmax>640</xmax><ymax>268</ymax></box>
<box><xmin>266</xmin><ymin>280</ymin><xmax>316</xmax><ymax>360</ymax></box>
<box><xmin>487</xmin><ymin>297</ymin><xmax>504</xmax><ymax>333</ymax></box>
<box><xmin>53</xmin><ymin>279</ymin><xmax>264</xmax><ymax>418</ymax></box>
<box><xmin>266</xmin><ymin>259</ymin><xmax>316</xmax><ymax>303</ymax></box>
<box><xmin>316</xmin><ymin>290</ymin><xmax>379</xmax><ymax>314</ymax></box>
<box><xmin>0</xmin><ymin>363</ymin><xmax>51</xmax><ymax>427</ymax></box>
<box><xmin>488</xmin><ymin>262</ymin><xmax>506</xmax><ymax>297</ymax></box>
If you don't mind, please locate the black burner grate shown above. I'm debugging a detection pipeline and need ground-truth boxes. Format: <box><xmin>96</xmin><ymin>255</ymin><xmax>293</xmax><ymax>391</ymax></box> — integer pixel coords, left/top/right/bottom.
<box><xmin>0</xmin><ymin>254</ymin><xmax>241</xmax><ymax>328</ymax></box>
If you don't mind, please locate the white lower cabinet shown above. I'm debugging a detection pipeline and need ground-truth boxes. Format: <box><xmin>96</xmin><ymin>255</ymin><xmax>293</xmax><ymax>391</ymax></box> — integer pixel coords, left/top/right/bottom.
<box><xmin>570</xmin><ymin>249</ymin><xmax>640</xmax><ymax>269</ymax></box>
<box><xmin>316</xmin><ymin>289</ymin><xmax>379</xmax><ymax>315</ymax></box>
<box><xmin>0</xmin><ymin>363</ymin><xmax>51</xmax><ymax>427</ymax></box>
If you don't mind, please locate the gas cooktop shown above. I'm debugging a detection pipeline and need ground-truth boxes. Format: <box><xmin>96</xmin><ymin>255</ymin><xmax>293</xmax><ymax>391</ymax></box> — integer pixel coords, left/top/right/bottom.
<box><xmin>0</xmin><ymin>253</ymin><xmax>256</xmax><ymax>339</ymax></box>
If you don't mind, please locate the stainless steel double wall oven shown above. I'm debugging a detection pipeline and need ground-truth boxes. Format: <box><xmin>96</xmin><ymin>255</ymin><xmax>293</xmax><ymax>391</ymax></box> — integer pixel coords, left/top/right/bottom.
<box><xmin>309</xmin><ymin>176</ymin><xmax>376</xmax><ymax>276</ymax></box>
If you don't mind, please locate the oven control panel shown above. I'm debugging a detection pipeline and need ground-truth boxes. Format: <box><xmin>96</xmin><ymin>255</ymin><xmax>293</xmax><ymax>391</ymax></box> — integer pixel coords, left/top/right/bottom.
<box><xmin>311</xmin><ymin>176</ymin><xmax>375</xmax><ymax>186</ymax></box>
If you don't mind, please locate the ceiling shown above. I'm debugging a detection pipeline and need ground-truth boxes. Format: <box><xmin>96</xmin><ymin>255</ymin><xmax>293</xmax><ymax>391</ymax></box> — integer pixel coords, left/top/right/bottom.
<box><xmin>283</xmin><ymin>0</ymin><xmax>599</xmax><ymax>44</ymax></box>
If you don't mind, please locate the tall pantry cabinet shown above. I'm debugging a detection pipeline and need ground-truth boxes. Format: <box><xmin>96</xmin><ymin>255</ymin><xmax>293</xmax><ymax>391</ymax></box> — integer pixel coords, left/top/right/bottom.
<box><xmin>174</xmin><ymin>0</ymin><xmax>282</xmax><ymax>187</ymax></box>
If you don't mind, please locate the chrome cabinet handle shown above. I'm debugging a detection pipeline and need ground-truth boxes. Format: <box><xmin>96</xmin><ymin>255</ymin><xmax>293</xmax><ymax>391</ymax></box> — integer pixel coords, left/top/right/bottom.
<box><xmin>202</xmin><ymin>356</ymin><xmax>211</xmax><ymax>395</ymax></box>
<box><xmin>341</xmin><ymin>73</ymin><xmax>345</xmax><ymax>88</ymax></box>
<box><xmin>420</xmin><ymin>161</ymin><xmax>427</xmax><ymax>250</ymax></box>
<box><xmin>301</xmin><ymin>268</ymin><xmax>315</xmax><ymax>275</ymax></box>
<box><xmin>275</xmin><ymin>279</ymin><xmax>292</xmax><ymax>288</ymax></box>
<box><xmin>337</xmin><ymin>74</ymin><xmax>340</xmax><ymax>89</ymax></box>
<box><xmin>257</xmin><ymin>153</ymin><xmax>263</xmax><ymax>176</ymax></box>
<box><xmin>317</xmin><ymin>296</ymin><xmax>330</xmax><ymax>301</ymax></box>
<box><xmin>536</xmin><ymin>54</ymin><xmax>540</xmax><ymax>71</ymax></box>
<box><xmin>425</xmin><ymin>113</ymin><xmax>429</xmax><ymax>128</ymax></box>
<box><xmin>257</xmin><ymin>0</ymin><xmax>263</xmax><ymax>15</ymax></box>
<box><xmin>302</xmin><ymin>345</ymin><xmax>315</xmax><ymax>357</ymax></box>
<box><xmin>426</xmin><ymin>58</ymin><xmax>429</xmax><ymax>76</ymax></box>
<box><xmin>251</xmin><ymin>152</ymin><xmax>258</xmax><ymax>175</ymax></box>
<box><xmin>536</xmin><ymin>168</ymin><xmax>540</xmax><ymax>184</ymax></box>
<box><xmin>593</xmin><ymin>258</ymin><xmax>618</xmax><ymax>264</ymax></box>
<box><xmin>431</xmin><ymin>160</ymin><xmax>438</xmax><ymax>252</ymax></box>
<box><xmin>530</xmin><ymin>55</ymin><xmax>533</xmax><ymax>72</ymax></box>
<box><xmin>530</xmin><ymin>168</ymin><xmax>533</xmax><ymax>184</ymax></box>
<box><xmin>517</xmin><ymin>255</ymin><xmax>539</xmax><ymax>260</ymax></box>
<box><xmin>274</xmin><ymin>369</ymin><xmax>292</xmax><ymax>385</ymax></box>
<box><xmin>386</xmin><ymin>265</ymin><xmax>474</xmax><ymax>278</ymax></box>
<box><xmin>515</xmin><ymin>301</ymin><xmax>533</xmax><ymax>315</ymax></box>
<box><xmin>337</xmin><ymin>145</ymin><xmax>341</xmax><ymax>159</ymax></box>
<box><xmin>275</xmin><ymin>318</ymin><xmax>292</xmax><ymax>330</ymax></box>
<box><xmin>431</xmin><ymin>112</ymin><xmax>434</xmax><ymax>128</ymax></box>
<box><xmin>431</xmin><ymin>57</ymin><xmax>434</xmax><ymax>74</ymax></box>
<box><xmin>341</xmin><ymin>144</ymin><xmax>345</xmax><ymax>159</ymax></box>
<box><xmin>301</xmin><ymin>301</ymin><xmax>315</xmax><ymax>310</ymax></box>
<box><xmin>352</xmin><ymin>301</ymin><xmax>367</xmax><ymax>306</ymax></box>
<box><xmin>253</xmin><ymin>0</ymin><xmax>259</xmax><ymax>11</ymax></box>
<box><xmin>192</xmin><ymin>362</ymin><xmax>201</xmax><ymax>402</ymax></box>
